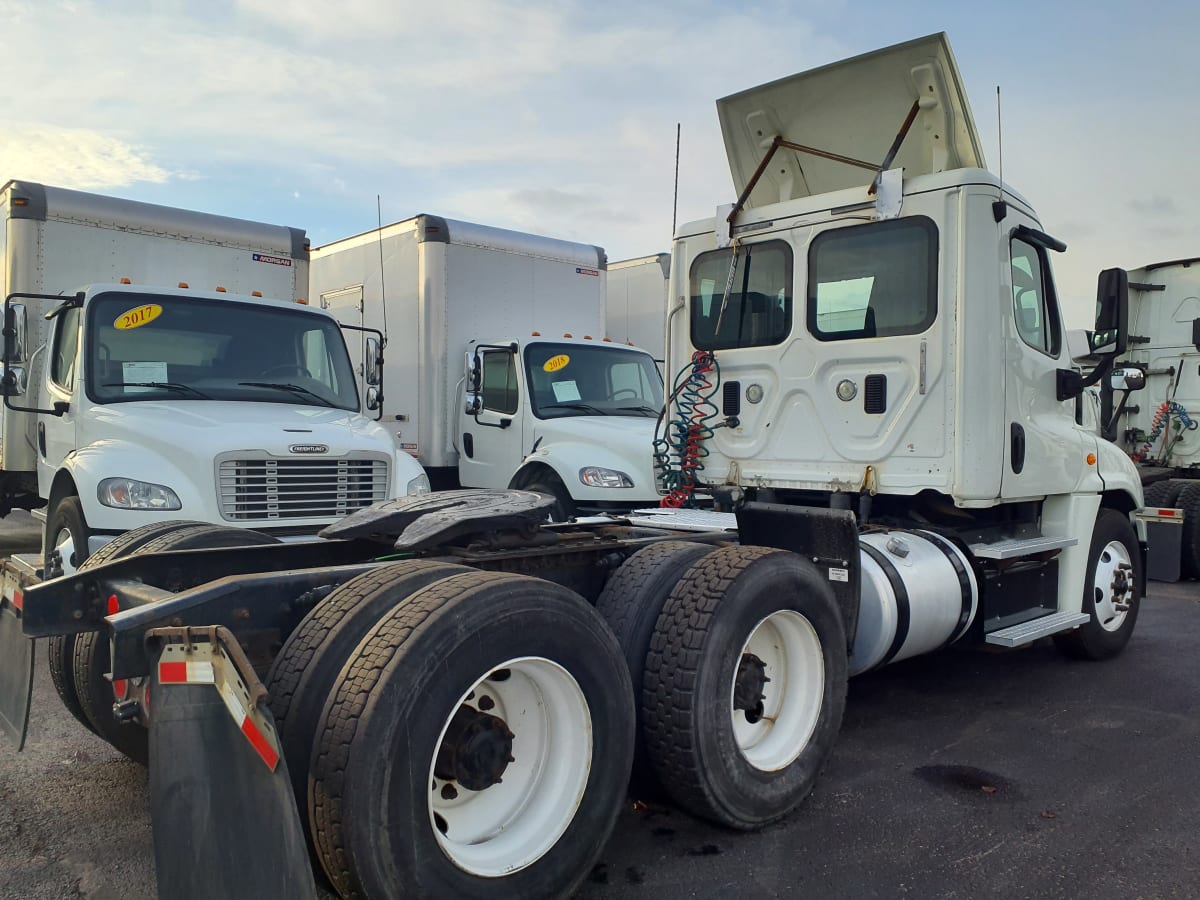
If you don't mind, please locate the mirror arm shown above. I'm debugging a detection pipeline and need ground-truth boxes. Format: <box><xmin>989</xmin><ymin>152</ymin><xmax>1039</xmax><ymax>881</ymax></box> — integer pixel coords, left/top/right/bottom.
<box><xmin>1057</xmin><ymin>354</ymin><xmax>1116</xmax><ymax>402</ymax></box>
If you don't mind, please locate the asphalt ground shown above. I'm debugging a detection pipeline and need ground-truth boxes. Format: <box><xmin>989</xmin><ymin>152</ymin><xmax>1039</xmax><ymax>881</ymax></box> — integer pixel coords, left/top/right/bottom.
<box><xmin>0</xmin><ymin>509</ymin><xmax>1195</xmax><ymax>899</ymax></box>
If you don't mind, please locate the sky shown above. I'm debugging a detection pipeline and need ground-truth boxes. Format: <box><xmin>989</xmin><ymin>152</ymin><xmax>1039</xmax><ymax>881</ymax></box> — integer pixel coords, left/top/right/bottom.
<box><xmin>1</xmin><ymin>0</ymin><xmax>1196</xmax><ymax>326</ymax></box>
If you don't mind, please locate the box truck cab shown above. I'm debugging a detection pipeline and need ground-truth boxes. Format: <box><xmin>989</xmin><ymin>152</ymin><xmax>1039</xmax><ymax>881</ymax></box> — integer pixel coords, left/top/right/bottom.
<box><xmin>0</xmin><ymin>181</ymin><xmax>428</xmax><ymax>572</ymax></box>
<box><xmin>461</xmin><ymin>334</ymin><xmax>663</xmax><ymax>519</ymax></box>
<box><xmin>311</xmin><ymin>217</ymin><xmax>664</xmax><ymax>519</ymax></box>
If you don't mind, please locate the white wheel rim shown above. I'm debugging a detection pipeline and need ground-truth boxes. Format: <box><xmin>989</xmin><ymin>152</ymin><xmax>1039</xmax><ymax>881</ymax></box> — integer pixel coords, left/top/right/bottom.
<box><xmin>1093</xmin><ymin>539</ymin><xmax>1133</xmax><ymax>632</ymax></box>
<box><xmin>428</xmin><ymin>656</ymin><xmax>592</xmax><ymax>877</ymax></box>
<box><xmin>730</xmin><ymin>610</ymin><xmax>824</xmax><ymax>772</ymax></box>
<box><xmin>53</xmin><ymin>527</ymin><xmax>78</xmax><ymax>576</ymax></box>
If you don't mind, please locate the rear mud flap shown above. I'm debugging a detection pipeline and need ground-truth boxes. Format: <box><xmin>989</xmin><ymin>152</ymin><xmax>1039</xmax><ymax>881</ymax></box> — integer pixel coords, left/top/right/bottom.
<box><xmin>0</xmin><ymin>604</ymin><xmax>33</xmax><ymax>749</ymax></box>
<box><xmin>147</xmin><ymin>628</ymin><xmax>315</xmax><ymax>900</ymax></box>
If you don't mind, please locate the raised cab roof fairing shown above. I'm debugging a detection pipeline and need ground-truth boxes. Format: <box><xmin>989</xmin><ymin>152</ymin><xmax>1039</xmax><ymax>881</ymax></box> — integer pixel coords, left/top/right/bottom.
<box><xmin>717</xmin><ymin>32</ymin><xmax>986</xmax><ymax>207</ymax></box>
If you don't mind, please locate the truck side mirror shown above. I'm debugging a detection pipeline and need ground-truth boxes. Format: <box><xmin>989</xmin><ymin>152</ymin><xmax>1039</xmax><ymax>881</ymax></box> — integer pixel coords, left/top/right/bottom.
<box><xmin>464</xmin><ymin>392</ymin><xmax>482</xmax><ymax>415</ymax></box>
<box><xmin>1108</xmin><ymin>367</ymin><xmax>1145</xmax><ymax>392</ymax></box>
<box><xmin>465</xmin><ymin>351</ymin><xmax>481</xmax><ymax>393</ymax></box>
<box><xmin>365</xmin><ymin>385</ymin><xmax>381</xmax><ymax>411</ymax></box>
<box><xmin>1090</xmin><ymin>268</ymin><xmax>1129</xmax><ymax>356</ymax></box>
<box><xmin>0</xmin><ymin>365</ymin><xmax>27</xmax><ymax>397</ymax></box>
<box><xmin>3</xmin><ymin>302</ymin><xmax>27</xmax><ymax>364</ymax></box>
<box><xmin>364</xmin><ymin>336</ymin><xmax>382</xmax><ymax>386</ymax></box>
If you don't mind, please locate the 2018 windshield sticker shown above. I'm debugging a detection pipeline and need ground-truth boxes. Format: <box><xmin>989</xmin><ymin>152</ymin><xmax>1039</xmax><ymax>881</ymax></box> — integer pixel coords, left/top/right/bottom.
<box><xmin>543</xmin><ymin>354</ymin><xmax>570</xmax><ymax>373</ymax></box>
<box><xmin>114</xmin><ymin>304</ymin><xmax>163</xmax><ymax>330</ymax></box>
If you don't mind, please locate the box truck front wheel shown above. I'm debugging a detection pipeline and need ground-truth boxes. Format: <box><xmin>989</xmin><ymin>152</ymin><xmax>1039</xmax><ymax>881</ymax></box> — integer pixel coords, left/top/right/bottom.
<box><xmin>1053</xmin><ymin>508</ymin><xmax>1142</xmax><ymax>661</ymax></box>
<box><xmin>309</xmin><ymin>571</ymin><xmax>634</xmax><ymax>899</ymax></box>
<box><xmin>596</xmin><ymin>540</ymin><xmax>719</xmax><ymax>799</ymax></box>
<box><xmin>642</xmin><ymin>546</ymin><xmax>848</xmax><ymax>830</ymax></box>
<box><xmin>525</xmin><ymin>475</ymin><xmax>576</xmax><ymax>522</ymax></box>
<box><xmin>45</xmin><ymin>495</ymin><xmax>91</xmax><ymax>578</ymax></box>
<box><xmin>45</xmin><ymin>519</ymin><xmax>200</xmax><ymax>735</ymax></box>
<box><xmin>70</xmin><ymin>523</ymin><xmax>280</xmax><ymax>763</ymax></box>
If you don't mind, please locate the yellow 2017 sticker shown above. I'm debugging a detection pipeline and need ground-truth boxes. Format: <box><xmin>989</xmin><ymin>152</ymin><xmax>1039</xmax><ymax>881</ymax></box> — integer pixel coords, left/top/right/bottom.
<box><xmin>543</xmin><ymin>354</ymin><xmax>570</xmax><ymax>373</ymax></box>
<box><xmin>114</xmin><ymin>304</ymin><xmax>163</xmax><ymax>330</ymax></box>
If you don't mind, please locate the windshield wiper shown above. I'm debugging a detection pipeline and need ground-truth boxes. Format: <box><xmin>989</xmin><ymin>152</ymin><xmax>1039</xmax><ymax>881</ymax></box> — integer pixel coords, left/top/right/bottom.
<box><xmin>539</xmin><ymin>402</ymin><xmax>607</xmax><ymax>415</ymax></box>
<box><xmin>615</xmin><ymin>404</ymin><xmax>662</xmax><ymax>417</ymax></box>
<box><xmin>238</xmin><ymin>381</ymin><xmax>336</xmax><ymax>407</ymax></box>
<box><xmin>104</xmin><ymin>381</ymin><xmax>213</xmax><ymax>399</ymax></box>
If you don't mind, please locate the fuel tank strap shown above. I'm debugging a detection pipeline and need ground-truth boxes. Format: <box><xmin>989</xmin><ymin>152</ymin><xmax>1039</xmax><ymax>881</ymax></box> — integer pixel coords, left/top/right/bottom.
<box><xmin>860</xmin><ymin>542</ymin><xmax>910</xmax><ymax>667</ymax></box>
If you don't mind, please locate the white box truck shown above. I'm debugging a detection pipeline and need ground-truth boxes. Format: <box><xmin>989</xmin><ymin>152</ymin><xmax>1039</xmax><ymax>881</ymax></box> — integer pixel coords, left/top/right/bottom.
<box><xmin>0</xmin><ymin>180</ymin><xmax>429</xmax><ymax>573</ymax></box>
<box><xmin>310</xmin><ymin>217</ymin><xmax>663</xmax><ymax>519</ymax></box>
<box><xmin>606</xmin><ymin>253</ymin><xmax>670</xmax><ymax>366</ymax></box>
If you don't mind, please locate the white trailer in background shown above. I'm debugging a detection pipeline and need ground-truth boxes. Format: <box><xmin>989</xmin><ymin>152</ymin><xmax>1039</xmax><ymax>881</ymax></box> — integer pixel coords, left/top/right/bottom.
<box><xmin>606</xmin><ymin>253</ymin><xmax>670</xmax><ymax>365</ymax></box>
<box><xmin>0</xmin><ymin>179</ymin><xmax>429</xmax><ymax>570</ymax></box>
<box><xmin>310</xmin><ymin>216</ymin><xmax>663</xmax><ymax>518</ymax></box>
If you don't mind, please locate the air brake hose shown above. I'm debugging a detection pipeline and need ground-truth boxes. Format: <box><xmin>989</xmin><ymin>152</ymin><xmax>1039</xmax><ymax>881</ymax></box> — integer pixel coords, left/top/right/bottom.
<box><xmin>654</xmin><ymin>350</ymin><xmax>720</xmax><ymax>508</ymax></box>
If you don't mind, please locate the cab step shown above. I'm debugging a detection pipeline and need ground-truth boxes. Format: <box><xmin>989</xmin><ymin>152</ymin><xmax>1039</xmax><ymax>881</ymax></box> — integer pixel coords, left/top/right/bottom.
<box><xmin>969</xmin><ymin>534</ymin><xmax>1077</xmax><ymax>560</ymax></box>
<box><xmin>984</xmin><ymin>610</ymin><xmax>1090</xmax><ymax>647</ymax></box>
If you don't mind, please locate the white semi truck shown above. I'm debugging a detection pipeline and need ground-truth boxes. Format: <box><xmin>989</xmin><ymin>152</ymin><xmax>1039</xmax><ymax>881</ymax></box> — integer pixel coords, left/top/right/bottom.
<box><xmin>1095</xmin><ymin>257</ymin><xmax>1200</xmax><ymax>573</ymax></box>
<box><xmin>0</xmin><ymin>35</ymin><xmax>1147</xmax><ymax>900</ymax></box>
<box><xmin>310</xmin><ymin>217</ymin><xmax>663</xmax><ymax>519</ymax></box>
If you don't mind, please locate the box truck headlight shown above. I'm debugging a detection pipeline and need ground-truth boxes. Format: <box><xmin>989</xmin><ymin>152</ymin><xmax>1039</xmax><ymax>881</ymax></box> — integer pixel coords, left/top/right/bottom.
<box><xmin>98</xmin><ymin>478</ymin><xmax>183</xmax><ymax>510</ymax></box>
<box><xmin>406</xmin><ymin>473</ymin><xmax>431</xmax><ymax>495</ymax></box>
<box><xmin>579</xmin><ymin>467</ymin><xmax>634</xmax><ymax>489</ymax></box>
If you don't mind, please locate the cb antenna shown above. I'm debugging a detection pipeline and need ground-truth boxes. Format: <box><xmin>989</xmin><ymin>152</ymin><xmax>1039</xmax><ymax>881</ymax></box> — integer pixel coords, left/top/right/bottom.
<box><xmin>992</xmin><ymin>86</ymin><xmax>1008</xmax><ymax>222</ymax></box>
<box><xmin>376</xmin><ymin>195</ymin><xmax>389</xmax><ymax>345</ymax></box>
<box><xmin>671</xmin><ymin>122</ymin><xmax>681</xmax><ymax>239</ymax></box>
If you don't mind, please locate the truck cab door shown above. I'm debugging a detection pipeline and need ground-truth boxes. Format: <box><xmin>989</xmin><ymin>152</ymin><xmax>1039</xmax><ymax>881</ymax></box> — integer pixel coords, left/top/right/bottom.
<box><xmin>36</xmin><ymin>306</ymin><xmax>81</xmax><ymax>497</ymax></box>
<box><xmin>457</xmin><ymin>348</ymin><xmax>526</xmax><ymax>489</ymax></box>
<box><xmin>320</xmin><ymin>286</ymin><xmax>365</xmax><ymax>398</ymax></box>
<box><xmin>999</xmin><ymin>222</ymin><xmax>1094</xmax><ymax>498</ymax></box>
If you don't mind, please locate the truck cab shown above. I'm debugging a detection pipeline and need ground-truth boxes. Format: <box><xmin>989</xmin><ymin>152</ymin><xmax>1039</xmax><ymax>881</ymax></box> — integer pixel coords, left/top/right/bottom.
<box><xmin>665</xmin><ymin>33</ymin><xmax>1143</xmax><ymax>645</ymax></box>
<box><xmin>461</xmin><ymin>335</ymin><xmax>663</xmax><ymax>518</ymax></box>
<box><xmin>3</xmin><ymin>283</ymin><xmax>429</xmax><ymax>573</ymax></box>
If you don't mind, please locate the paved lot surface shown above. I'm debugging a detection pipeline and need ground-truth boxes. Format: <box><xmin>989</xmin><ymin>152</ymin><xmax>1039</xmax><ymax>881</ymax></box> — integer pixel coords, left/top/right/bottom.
<box><xmin>0</xmin><ymin>512</ymin><xmax>1196</xmax><ymax>899</ymax></box>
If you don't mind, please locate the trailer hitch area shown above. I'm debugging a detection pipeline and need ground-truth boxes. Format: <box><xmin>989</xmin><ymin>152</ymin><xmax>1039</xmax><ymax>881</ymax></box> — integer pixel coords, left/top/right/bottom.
<box><xmin>319</xmin><ymin>488</ymin><xmax>555</xmax><ymax>551</ymax></box>
<box><xmin>145</xmin><ymin>624</ymin><xmax>315</xmax><ymax>899</ymax></box>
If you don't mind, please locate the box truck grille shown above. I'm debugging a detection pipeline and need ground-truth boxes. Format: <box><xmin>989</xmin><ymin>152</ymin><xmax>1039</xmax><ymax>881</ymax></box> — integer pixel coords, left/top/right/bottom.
<box><xmin>218</xmin><ymin>457</ymin><xmax>389</xmax><ymax>521</ymax></box>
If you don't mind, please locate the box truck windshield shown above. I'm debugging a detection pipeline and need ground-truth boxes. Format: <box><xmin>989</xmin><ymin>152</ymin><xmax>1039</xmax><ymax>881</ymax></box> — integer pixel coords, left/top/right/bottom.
<box><xmin>83</xmin><ymin>291</ymin><xmax>359</xmax><ymax>411</ymax></box>
<box><xmin>522</xmin><ymin>341</ymin><xmax>663</xmax><ymax>419</ymax></box>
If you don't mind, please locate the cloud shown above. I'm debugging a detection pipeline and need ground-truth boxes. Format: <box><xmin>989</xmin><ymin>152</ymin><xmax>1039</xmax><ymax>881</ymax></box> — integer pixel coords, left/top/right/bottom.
<box><xmin>1126</xmin><ymin>195</ymin><xmax>1182</xmax><ymax>216</ymax></box>
<box><xmin>0</xmin><ymin>124</ymin><xmax>170</xmax><ymax>189</ymax></box>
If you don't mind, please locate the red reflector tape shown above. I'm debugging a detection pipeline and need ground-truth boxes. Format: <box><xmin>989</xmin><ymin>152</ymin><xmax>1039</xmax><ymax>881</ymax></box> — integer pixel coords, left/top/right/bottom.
<box><xmin>12</xmin><ymin>590</ymin><xmax>22</xmax><ymax>611</ymax></box>
<box><xmin>241</xmin><ymin>717</ymin><xmax>280</xmax><ymax>770</ymax></box>
<box><xmin>158</xmin><ymin>659</ymin><xmax>215</xmax><ymax>684</ymax></box>
<box><xmin>1156</xmin><ymin>508</ymin><xmax>1183</xmax><ymax>518</ymax></box>
<box><xmin>107</xmin><ymin>594</ymin><xmax>120</xmax><ymax>615</ymax></box>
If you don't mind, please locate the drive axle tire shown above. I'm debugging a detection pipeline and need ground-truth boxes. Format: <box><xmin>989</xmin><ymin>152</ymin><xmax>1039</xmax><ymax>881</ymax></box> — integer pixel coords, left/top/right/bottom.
<box><xmin>1174</xmin><ymin>482</ymin><xmax>1200</xmax><ymax>579</ymax></box>
<box><xmin>1141</xmin><ymin>478</ymin><xmax>1189</xmax><ymax>510</ymax></box>
<box><xmin>266</xmin><ymin>560</ymin><xmax>474</xmax><ymax>837</ymax></box>
<box><xmin>1054</xmin><ymin>508</ymin><xmax>1141</xmax><ymax>660</ymax></box>
<box><xmin>309</xmin><ymin>571</ymin><xmax>634</xmax><ymax>899</ymax></box>
<box><xmin>46</xmin><ymin>520</ymin><xmax>202</xmax><ymax>735</ymax></box>
<box><xmin>72</xmin><ymin>524</ymin><xmax>279</xmax><ymax>763</ymax></box>
<box><xmin>595</xmin><ymin>540</ymin><xmax>718</xmax><ymax>797</ymax></box>
<box><xmin>642</xmin><ymin>546</ymin><xmax>847</xmax><ymax>830</ymax></box>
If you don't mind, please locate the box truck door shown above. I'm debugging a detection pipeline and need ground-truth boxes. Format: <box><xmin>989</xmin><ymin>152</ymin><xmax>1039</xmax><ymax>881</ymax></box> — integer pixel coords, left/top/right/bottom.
<box><xmin>37</xmin><ymin>306</ymin><xmax>80</xmax><ymax>492</ymax></box>
<box><xmin>458</xmin><ymin>348</ymin><xmax>526</xmax><ymax>489</ymax></box>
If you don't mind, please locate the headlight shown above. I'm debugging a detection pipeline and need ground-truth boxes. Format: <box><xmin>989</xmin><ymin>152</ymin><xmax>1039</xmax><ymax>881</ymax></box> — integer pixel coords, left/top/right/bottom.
<box><xmin>579</xmin><ymin>466</ymin><xmax>634</xmax><ymax>489</ymax></box>
<box><xmin>97</xmin><ymin>478</ymin><xmax>182</xmax><ymax>510</ymax></box>
<box><xmin>406</xmin><ymin>473</ymin><xmax>431</xmax><ymax>495</ymax></box>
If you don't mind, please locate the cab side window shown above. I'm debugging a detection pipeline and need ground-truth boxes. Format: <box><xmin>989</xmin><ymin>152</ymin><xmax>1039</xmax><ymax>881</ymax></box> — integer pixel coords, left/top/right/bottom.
<box><xmin>480</xmin><ymin>351</ymin><xmax>518</xmax><ymax>414</ymax></box>
<box><xmin>50</xmin><ymin>306</ymin><xmax>81</xmax><ymax>391</ymax></box>
<box><xmin>1010</xmin><ymin>237</ymin><xmax>1063</xmax><ymax>357</ymax></box>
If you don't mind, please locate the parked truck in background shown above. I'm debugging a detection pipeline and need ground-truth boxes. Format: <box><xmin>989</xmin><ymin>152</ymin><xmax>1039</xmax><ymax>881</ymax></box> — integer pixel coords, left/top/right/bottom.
<box><xmin>310</xmin><ymin>216</ymin><xmax>663</xmax><ymax>519</ymax></box>
<box><xmin>606</xmin><ymin>252</ymin><xmax>670</xmax><ymax>366</ymax></box>
<box><xmin>1094</xmin><ymin>257</ymin><xmax>1200</xmax><ymax>574</ymax></box>
<box><xmin>0</xmin><ymin>34</ymin><xmax>1150</xmax><ymax>900</ymax></box>
<box><xmin>0</xmin><ymin>180</ymin><xmax>429</xmax><ymax>569</ymax></box>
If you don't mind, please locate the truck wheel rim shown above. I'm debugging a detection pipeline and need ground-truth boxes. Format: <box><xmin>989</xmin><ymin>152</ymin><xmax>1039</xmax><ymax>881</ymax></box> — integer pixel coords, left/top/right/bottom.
<box><xmin>428</xmin><ymin>656</ymin><xmax>592</xmax><ymax>876</ymax></box>
<box><xmin>1093</xmin><ymin>540</ymin><xmax>1133</xmax><ymax>632</ymax></box>
<box><xmin>53</xmin><ymin>527</ymin><xmax>78</xmax><ymax>576</ymax></box>
<box><xmin>730</xmin><ymin>610</ymin><xmax>824</xmax><ymax>772</ymax></box>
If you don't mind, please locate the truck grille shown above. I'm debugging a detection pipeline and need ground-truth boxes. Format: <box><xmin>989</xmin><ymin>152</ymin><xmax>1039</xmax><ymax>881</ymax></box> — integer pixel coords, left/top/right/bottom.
<box><xmin>218</xmin><ymin>456</ymin><xmax>389</xmax><ymax>521</ymax></box>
